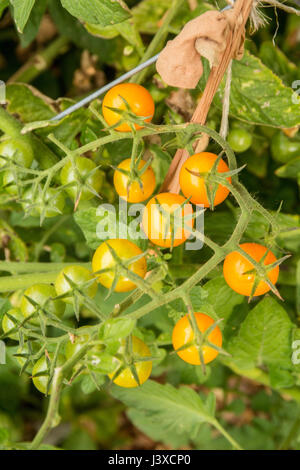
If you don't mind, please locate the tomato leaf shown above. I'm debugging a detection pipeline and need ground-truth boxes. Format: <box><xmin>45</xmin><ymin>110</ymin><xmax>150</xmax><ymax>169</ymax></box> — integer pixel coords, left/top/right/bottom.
<box><xmin>202</xmin><ymin>277</ymin><xmax>245</xmax><ymax>322</ymax></box>
<box><xmin>99</xmin><ymin>317</ymin><xmax>136</xmax><ymax>341</ymax></box>
<box><xmin>85</xmin><ymin>20</ymin><xmax>144</xmax><ymax>56</ymax></box>
<box><xmin>9</xmin><ymin>0</ymin><xmax>36</xmax><ymax>33</ymax></box>
<box><xmin>268</xmin><ymin>365</ymin><xmax>295</xmax><ymax>389</ymax></box>
<box><xmin>112</xmin><ymin>380</ymin><xmax>216</xmax><ymax>446</ymax></box>
<box><xmin>49</xmin><ymin>0</ymin><xmax>121</xmax><ymax>61</ymax></box>
<box><xmin>60</xmin><ymin>0</ymin><xmax>130</xmax><ymax>27</ymax></box>
<box><xmin>227</xmin><ymin>297</ymin><xmax>293</xmax><ymax>371</ymax></box>
<box><xmin>17</xmin><ymin>0</ymin><xmax>47</xmax><ymax>47</ymax></box>
<box><xmin>200</xmin><ymin>50</ymin><xmax>300</xmax><ymax>128</ymax></box>
<box><xmin>6</xmin><ymin>83</ymin><xmax>55</xmax><ymax>122</ymax></box>
<box><xmin>259</xmin><ymin>41</ymin><xmax>298</xmax><ymax>85</ymax></box>
<box><xmin>6</xmin><ymin>84</ymin><xmax>88</xmax><ymax>148</ymax></box>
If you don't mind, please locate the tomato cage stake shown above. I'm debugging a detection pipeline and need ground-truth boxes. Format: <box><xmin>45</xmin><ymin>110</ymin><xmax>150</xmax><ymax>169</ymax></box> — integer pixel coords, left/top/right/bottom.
<box><xmin>50</xmin><ymin>4</ymin><xmax>234</xmax><ymax>123</ymax></box>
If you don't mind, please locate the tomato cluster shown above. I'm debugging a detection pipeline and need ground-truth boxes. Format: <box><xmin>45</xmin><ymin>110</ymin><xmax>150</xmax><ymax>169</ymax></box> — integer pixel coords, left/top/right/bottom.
<box><xmin>1</xmin><ymin>83</ymin><xmax>283</xmax><ymax>394</ymax></box>
<box><xmin>95</xmin><ymin>85</ymin><xmax>280</xmax><ymax>376</ymax></box>
<box><xmin>0</xmin><ymin>137</ymin><xmax>105</xmax><ymax>217</ymax></box>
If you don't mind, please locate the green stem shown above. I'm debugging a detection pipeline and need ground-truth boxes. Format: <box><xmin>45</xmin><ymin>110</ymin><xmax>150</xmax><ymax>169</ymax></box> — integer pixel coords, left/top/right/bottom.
<box><xmin>0</xmin><ymin>261</ymin><xmax>91</xmax><ymax>274</ymax></box>
<box><xmin>169</xmin><ymin>264</ymin><xmax>219</xmax><ymax>279</ymax></box>
<box><xmin>8</xmin><ymin>36</ymin><xmax>70</xmax><ymax>84</ymax></box>
<box><xmin>212</xmin><ymin>420</ymin><xmax>243</xmax><ymax>450</ymax></box>
<box><xmin>0</xmin><ymin>272</ymin><xmax>59</xmax><ymax>292</ymax></box>
<box><xmin>30</xmin><ymin>366</ymin><xmax>64</xmax><ymax>450</ymax></box>
<box><xmin>130</xmin><ymin>0</ymin><xmax>184</xmax><ymax>84</ymax></box>
<box><xmin>30</xmin><ymin>341</ymin><xmax>94</xmax><ymax>450</ymax></box>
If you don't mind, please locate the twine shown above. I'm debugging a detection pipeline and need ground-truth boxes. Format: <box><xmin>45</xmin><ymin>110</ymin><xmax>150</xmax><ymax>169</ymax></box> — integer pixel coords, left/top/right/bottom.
<box><xmin>219</xmin><ymin>60</ymin><xmax>232</xmax><ymax>140</ymax></box>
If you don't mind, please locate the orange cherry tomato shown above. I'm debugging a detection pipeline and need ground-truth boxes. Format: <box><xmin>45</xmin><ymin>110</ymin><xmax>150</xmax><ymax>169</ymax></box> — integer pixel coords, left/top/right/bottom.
<box><xmin>179</xmin><ymin>152</ymin><xmax>231</xmax><ymax>207</ymax></box>
<box><xmin>113</xmin><ymin>158</ymin><xmax>156</xmax><ymax>203</ymax></box>
<box><xmin>92</xmin><ymin>239</ymin><xmax>147</xmax><ymax>293</ymax></box>
<box><xmin>109</xmin><ymin>336</ymin><xmax>152</xmax><ymax>388</ymax></box>
<box><xmin>172</xmin><ymin>312</ymin><xmax>222</xmax><ymax>365</ymax></box>
<box><xmin>102</xmin><ymin>83</ymin><xmax>155</xmax><ymax>132</ymax></box>
<box><xmin>223</xmin><ymin>243</ymin><xmax>279</xmax><ymax>296</ymax></box>
<box><xmin>142</xmin><ymin>192</ymin><xmax>194</xmax><ymax>248</ymax></box>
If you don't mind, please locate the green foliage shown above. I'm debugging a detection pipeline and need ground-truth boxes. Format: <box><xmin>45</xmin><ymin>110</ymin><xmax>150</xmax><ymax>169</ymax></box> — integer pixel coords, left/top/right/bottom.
<box><xmin>0</xmin><ymin>1</ymin><xmax>9</xmax><ymax>18</ymax></box>
<box><xmin>60</xmin><ymin>0</ymin><xmax>131</xmax><ymax>27</ymax></box>
<box><xmin>202</xmin><ymin>51</ymin><xmax>300</xmax><ymax>127</ymax></box>
<box><xmin>132</xmin><ymin>0</ymin><xmax>212</xmax><ymax>35</ymax></box>
<box><xmin>9</xmin><ymin>0</ymin><xmax>36</xmax><ymax>33</ymax></box>
<box><xmin>17</xmin><ymin>0</ymin><xmax>47</xmax><ymax>47</ymax></box>
<box><xmin>99</xmin><ymin>317</ymin><xmax>136</xmax><ymax>341</ymax></box>
<box><xmin>0</xmin><ymin>0</ymin><xmax>299</xmax><ymax>452</ymax></box>
<box><xmin>259</xmin><ymin>41</ymin><xmax>298</xmax><ymax>85</ymax></box>
<box><xmin>227</xmin><ymin>297</ymin><xmax>294</xmax><ymax>374</ymax></box>
<box><xmin>112</xmin><ymin>380</ymin><xmax>217</xmax><ymax>445</ymax></box>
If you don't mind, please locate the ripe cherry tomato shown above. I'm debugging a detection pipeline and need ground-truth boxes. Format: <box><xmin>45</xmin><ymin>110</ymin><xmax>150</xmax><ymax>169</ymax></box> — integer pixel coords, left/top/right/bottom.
<box><xmin>102</xmin><ymin>83</ymin><xmax>155</xmax><ymax>132</ymax></box>
<box><xmin>179</xmin><ymin>152</ymin><xmax>231</xmax><ymax>207</ymax></box>
<box><xmin>223</xmin><ymin>243</ymin><xmax>279</xmax><ymax>296</ymax></box>
<box><xmin>113</xmin><ymin>158</ymin><xmax>156</xmax><ymax>203</ymax></box>
<box><xmin>55</xmin><ymin>265</ymin><xmax>98</xmax><ymax>304</ymax></box>
<box><xmin>60</xmin><ymin>156</ymin><xmax>104</xmax><ymax>201</ymax></box>
<box><xmin>21</xmin><ymin>284</ymin><xmax>65</xmax><ymax>319</ymax></box>
<box><xmin>2</xmin><ymin>308</ymin><xmax>24</xmax><ymax>340</ymax></box>
<box><xmin>22</xmin><ymin>187</ymin><xmax>65</xmax><ymax>218</ymax></box>
<box><xmin>109</xmin><ymin>336</ymin><xmax>152</xmax><ymax>388</ymax></box>
<box><xmin>227</xmin><ymin>128</ymin><xmax>252</xmax><ymax>153</ymax></box>
<box><xmin>92</xmin><ymin>239</ymin><xmax>147</xmax><ymax>292</ymax></box>
<box><xmin>142</xmin><ymin>192</ymin><xmax>194</xmax><ymax>248</ymax></box>
<box><xmin>0</xmin><ymin>138</ymin><xmax>34</xmax><ymax>168</ymax></box>
<box><xmin>172</xmin><ymin>312</ymin><xmax>222</xmax><ymax>365</ymax></box>
<box><xmin>32</xmin><ymin>353</ymin><xmax>65</xmax><ymax>394</ymax></box>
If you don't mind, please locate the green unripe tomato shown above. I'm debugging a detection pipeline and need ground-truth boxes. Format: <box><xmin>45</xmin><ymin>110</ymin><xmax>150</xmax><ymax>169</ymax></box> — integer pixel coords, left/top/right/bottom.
<box><xmin>0</xmin><ymin>138</ymin><xmax>34</xmax><ymax>168</ymax></box>
<box><xmin>3</xmin><ymin>170</ymin><xmax>18</xmax><ymax>196</ymax></box>
<box><xmin>271</xmin><ymin>132</ymin><xmax>300</xmax><ymax>163</ymax></box>
<box><xmin>22</xmin><ymin>187</ymin><xmax>65</xmax><ymax>218</ymax></box>
<box><xmin>9</xmin><ymin>289</ymin><xmax>24</xmax><ymax>308</ymax></box>
<box><xmin>21</xmin><ymin>284</ymin><xmax>65</xmax><ymax>320</ymax></box>
<box><xmin>101</xmin><ymin>181</ymin><xmax>116</xmax><ymax>204</ymax></box>
<box><xmin>259</xmin><ymin>126</ymin><xmax>276</xmax><ymax>139</ymax></box>
<box><xmin>55</xmin><ymin>265</ymin><xmax>98</xmax><ymax>305</ymax></box>
<box><xmin>65</xmin><ymin>326</ymin><xmax>91</xmax><ymax>360</ymax></box>
<box><xmin>16</xmin><ymin>342</ymin><xmax>40</xmax><ymax>371</ymax></box>
<box><xmin>2</xmin><ymin>308</ymin><xmax>24</xmax><ymax>340</ymax></box>
<box><xmin>60</xmin><ymin>157</ymin><xmax>104</xmax><ymax>201</ymax></box>
<box><xmin>227</xmin><ymin>128</ymin><xmax>253</xmax><ymax>153</ymax></box>
<box><xmin>32</xmin><ymin>354</ymin><xmax>65</xmax><ymax>395</ymax></box>
<box><xmin>2</xmin><ymin>170</ymin><xmax>26</xmax><ymax>196</ymax></box>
